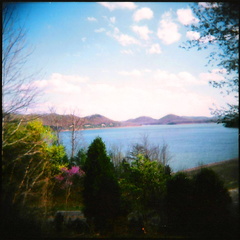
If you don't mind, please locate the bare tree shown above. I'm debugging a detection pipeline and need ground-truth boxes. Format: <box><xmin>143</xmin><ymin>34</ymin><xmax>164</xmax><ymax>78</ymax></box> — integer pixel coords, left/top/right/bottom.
<box><xmin>48</xmin><ymin>106</ymin><xmax>64</xmax><ymax>145</ymax></box>
<box><xmin>127</xmin><ymin>134</ymin><xmax>172</xmax><ymax>166</ymax></box>
<box><xmin>2</xmin><ymin>3</ymin><xmax>40</xmax><ymax>148</ymax></box>
<box><xmin>2</xmin><ymin>3</ymin><xmax>39</xmax><ymax>116</ymax></box>
<box><xmin>159</xmin><ymin>140</ymin><xmax>171</xmax><ymax>166</ymax></box>
<box><xmin>68</xmin><ymin>108</ymin><xmax>85</xmax><ymax>159</ymax></box>
<box><xmin>108</xmin><ymin>143</ymin><xmax>124</xmax><ymax>167</ymax></box>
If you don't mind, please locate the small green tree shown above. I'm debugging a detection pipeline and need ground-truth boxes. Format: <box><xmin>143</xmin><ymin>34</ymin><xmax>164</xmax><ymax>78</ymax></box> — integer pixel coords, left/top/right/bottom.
<box><xmin>82</xmin><ymin>137</ymin><xmax>121</xmax><ymax>233</ymax></box>
<box><xmin>69</xmin><ymin>147</ymin><xmax>87</xmax><ymax>168</ymax></box>
<box><xmin>119</xmin><ymin>154</ymin><xmax>170</xmax><ymax>234</ymax></box>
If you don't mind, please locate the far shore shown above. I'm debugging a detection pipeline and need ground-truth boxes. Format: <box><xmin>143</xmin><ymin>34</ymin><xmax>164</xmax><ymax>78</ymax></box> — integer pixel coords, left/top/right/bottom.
<box><xmin>59</xmin><ymin>125</ymin><xmax>142</xmax><ymax>132</ymax></box>
<box><xmin>59</xmin><ymin>122</ymin><xmax>218</xmax><ymax>132</ymax></box>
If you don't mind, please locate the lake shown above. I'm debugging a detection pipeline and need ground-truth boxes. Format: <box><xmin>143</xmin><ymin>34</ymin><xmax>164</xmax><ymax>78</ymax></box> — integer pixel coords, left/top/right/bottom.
<box><xmin>59</xmin><ymin>123</ymin><xmax>238</xmax><ymax>172</ymax></box>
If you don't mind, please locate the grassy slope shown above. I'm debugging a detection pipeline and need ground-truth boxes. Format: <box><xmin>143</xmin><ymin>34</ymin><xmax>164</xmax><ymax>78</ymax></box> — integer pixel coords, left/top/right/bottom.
<box><xmin>182</xmin><ymin>158</ymin><xmax>239</xmax><ymax>189</ymax></box>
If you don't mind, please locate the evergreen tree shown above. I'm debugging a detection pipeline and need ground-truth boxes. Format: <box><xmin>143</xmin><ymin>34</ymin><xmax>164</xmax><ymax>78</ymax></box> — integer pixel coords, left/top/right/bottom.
<box><xmin>82</xmin><ymin>137</ymin><xmax>120</xmax><ymax>233</ymax></box>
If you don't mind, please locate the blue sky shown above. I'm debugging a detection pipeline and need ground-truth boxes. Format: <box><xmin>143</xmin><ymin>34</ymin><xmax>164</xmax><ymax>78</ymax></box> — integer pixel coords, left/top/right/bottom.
<box><xmin>12</xmin><ymin>2</ymin><xmax>236</xmax><ymax>121</ymax></box>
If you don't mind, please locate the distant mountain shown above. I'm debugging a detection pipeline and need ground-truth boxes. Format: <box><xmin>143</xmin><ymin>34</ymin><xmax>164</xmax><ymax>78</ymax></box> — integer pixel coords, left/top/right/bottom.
<box><xmin>122</xmin><ymin>116</ymin><xmax>159</xmax><ymax>126</ymax></box>
<box><xmin>157</xmin><ymin>114</ymin><xmax>186</xmax><ymax>124</ymax></box>
<box><xmin>9</xmin><ymin>113</ymin><xmax>216</xmax><ymax>130</ymax></box>
<box><xmin>84</xmin><ymin>114</ymin><xmax>112</xmax><ymax>124</ymax></box>
<box><xmin>35</xmin><ymin>113</ymin><xmax>130</xmax><ymax>129</ymax></box>
<box><xmin>83</xmin><ymin>114</ymin><xmax>121</xmax><ymax>128</ymax></box>
<box><xmin>157</xmin><ymin>114</ymin><xmax>215</xmax><ymax>125</ymax></box>
<box><xmin>124</xmin><ymin>114</ymin><xmax>216</xmax><ymax>126</ymax></box>
<box><xmin>17</xmin><ymin>113</ymin><xmax>121</xmax><ymax>130</ymax></box>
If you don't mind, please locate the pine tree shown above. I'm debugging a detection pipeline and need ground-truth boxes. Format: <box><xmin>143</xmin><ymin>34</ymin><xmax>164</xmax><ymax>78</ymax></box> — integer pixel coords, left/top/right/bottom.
<box><xmin>82</xmin><ymin>137</ymin><xmax>120</xmax><ymax>233</ymax></box>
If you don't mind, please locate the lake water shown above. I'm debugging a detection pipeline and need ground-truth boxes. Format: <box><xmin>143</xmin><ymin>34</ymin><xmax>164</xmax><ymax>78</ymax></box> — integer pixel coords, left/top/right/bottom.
<box><xmin>59</xmin><ymin>123</ymin><xmax>238</xmax><ymax>172</ymax></box>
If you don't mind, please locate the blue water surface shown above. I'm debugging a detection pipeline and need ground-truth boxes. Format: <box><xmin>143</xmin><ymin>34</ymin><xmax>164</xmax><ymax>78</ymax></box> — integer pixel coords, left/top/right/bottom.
<box><xmin>60</xmin><ymin>123</ymin><xmax>238</xmax><ymax>172</ymax></box>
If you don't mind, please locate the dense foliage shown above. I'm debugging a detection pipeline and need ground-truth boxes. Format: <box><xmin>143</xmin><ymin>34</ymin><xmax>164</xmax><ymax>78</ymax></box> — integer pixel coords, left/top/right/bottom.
<box><xmin>1</xmin><ymin>121</ymin><xmax>237</xmax><ymax>238</ymax></box>
<box><xmin>118</xmin><ymin>155</ymin><xmax>170</xmax><ymax>235</ymax></box>
<box><xmin>166</xmin><ymin>170</ymin><xmax>232</xmax><ymax>237</ymax></box>
<box><xmin>2</xmin><ymin>120</ymin><xmax>69</xmax><ymax>238</ymax></box>
<box><xmin>2</xmin><ymin>120</ymin><xmax>66</xmax><ymax>208</ymax></box>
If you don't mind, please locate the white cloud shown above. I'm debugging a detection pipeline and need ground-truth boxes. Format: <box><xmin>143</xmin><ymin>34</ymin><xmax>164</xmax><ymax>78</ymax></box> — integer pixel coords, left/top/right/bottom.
<box><xmin>177</xmin><ymin>8</ymin><xmax>199</xmax><ymax>25</ymax></box>
<box><xmin>120</xmin><ymin>49</ymin><xmax>134</xmax><ymax>55</ymax></box>
<box><xmin>153</xmin><ymin>69</ymin><xmax>206</xmax><ymax>88</ymax></box>
<box><xmin>199</xmin><ymin>69</ymin><xmax>226</xmax><ymax>83</ymax></box>
<box><xmin>178</xmin><ymin>71</ymin><xmax>200</xmax><ymax>85</ymax></box>
<box><xmin>112</xmin><ymin>26</ymin><xmax>120</xmax><ymax>34</ymax></box>
<box><xmin>154</xmin><ymin>70</ymin><xmax>181</xmax><ymax>88</ymax></box>
<box><xmin>143</xmin><ymin>69</ymin><xmax>152</xmax><ymax>73</ymax></box>
<box><xmin>88</xmin><ymin>83</ymin><xmax>115</xmax><ymax>93</ymax></box>
<box><xmin>133</xmin><ymin>7</ymin><xmax>153</xmax><ymax>22</ymax></box>
<box><xmin>87</xmin><ymin>17</ymin><xmax>97</xmax><ymax>22</ymax></box>
<box><xmin>157</xmin><ymin>12</ymin><xmax>181</xmax><ymax>45</ymax></box>
<box><xmin>117</xmin><ymin>34</ymin><xmax>140</xmax><ymax>46</ymax></box>
<box><xmin>33</xmin><ymin>73</ymin><xmax>88</xmax><ymax>94</ymax></box>
<box><xmin>107</xmin><ymin>27</ymin><xmax>140</xmax><ymax>46</ymax></box>
<box><xmin>102</xmin><ymin>16</ymin><xmax>116</xmax><ymax>25</ymax></box>
<box><xmin>131</xmin><ymin>25</ymin><xmax>152</xmax><ymax>40</ymax></box>
<box><xmin>104</xmin><ymin>72</ymin><xmax>214</xmax><ymax>119</ymax></box>
<box><xmin>95</xmin><ymin>28</ymin><xmax>106</xmax><ymax>33</ymax></box>
<box><xmin>186</xmin><ymin>31</ymin><xmax>200</xmax><ymax>40</ymax></box>
<box><xmin>118</xmin><ymin>69</ymin><xmax>142</xmax><ymax>77</ymax></box>
<box><xmin>147</xmin><ymin>44</ymin><xmax>162</xmax><ymax>54</ymax></box>
<box><xmin>99</xmin><ymin>2</ymin><xmax>137</xmax><ymax>11</ymax></box>
<box><xmin>30</xmin><ymin>69</ymin><xmax>220</xmax><ymax>120</ymax></box>
<box><xmin>110</xmin><ymin>17</ymin><xmax>116</xmax><ymax>24</ymax></box>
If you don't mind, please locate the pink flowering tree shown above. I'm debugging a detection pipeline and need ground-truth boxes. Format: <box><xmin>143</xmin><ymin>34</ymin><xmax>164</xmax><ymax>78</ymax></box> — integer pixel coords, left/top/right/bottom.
<box><xmin>55</xmin><ymin>166</ymin><xmax>85</xmax><ymax>205</ymax></box>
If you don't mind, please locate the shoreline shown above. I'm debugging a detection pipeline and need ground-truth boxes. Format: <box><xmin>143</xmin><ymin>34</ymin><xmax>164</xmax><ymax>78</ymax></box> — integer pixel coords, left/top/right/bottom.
<box><xmin>181</xmin><ymin>158</ymin><xmax>239</xmax><ymax>173</ymax></box>
<box><xmin>59</xmin><ymin>125</ymin><xmax>142</xmax><ymax>132</ymax></box>
<box><xmin>60</xmin><ymin>122</ymin><xmax>218</xmax><ymax>132</ymax></box>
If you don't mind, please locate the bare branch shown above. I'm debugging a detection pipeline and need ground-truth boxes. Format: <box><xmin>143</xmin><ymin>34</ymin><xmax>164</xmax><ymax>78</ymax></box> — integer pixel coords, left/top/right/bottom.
<box><xmin>2</xmin><ymin>3</ymin><xmax>41</xmax><ymax>117</ymax></box>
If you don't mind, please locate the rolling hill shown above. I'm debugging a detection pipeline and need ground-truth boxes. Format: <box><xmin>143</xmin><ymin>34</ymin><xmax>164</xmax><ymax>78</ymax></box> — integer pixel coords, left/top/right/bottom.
<box><xmin>39</xmin><ymin>113</ymin><xmax>121</xmax><ymax>129</ymax></box>
<box><xmin>122</xmin><ymin>116</ymin><xmax>159</xmax><ymax>126</ymax></box>
<box><xmin>82</xmin><ymin>114</ymin><xmax>121</xmax><ymax>128</ymax></box>
<box><xmin>9</xmin><ymin>113</ymin><xmax>216</xmax><ymax>130</ymax></box>
<box><xmin>157</xmin><ymin>114</ymin><xmax>215</xmax><ymax>125</ymax></box>
<box><xmin>123</xmin><ymin>114</ymin><xmax>215</xmax><ymax>126</ymax></box>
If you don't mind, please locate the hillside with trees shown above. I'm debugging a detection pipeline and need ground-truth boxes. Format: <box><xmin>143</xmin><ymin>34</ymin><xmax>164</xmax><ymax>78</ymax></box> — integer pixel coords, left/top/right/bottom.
<box><xmin>8</xmin><ymin>113</ymin><xmax>217</xmax><ymax>131</ymax></box>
